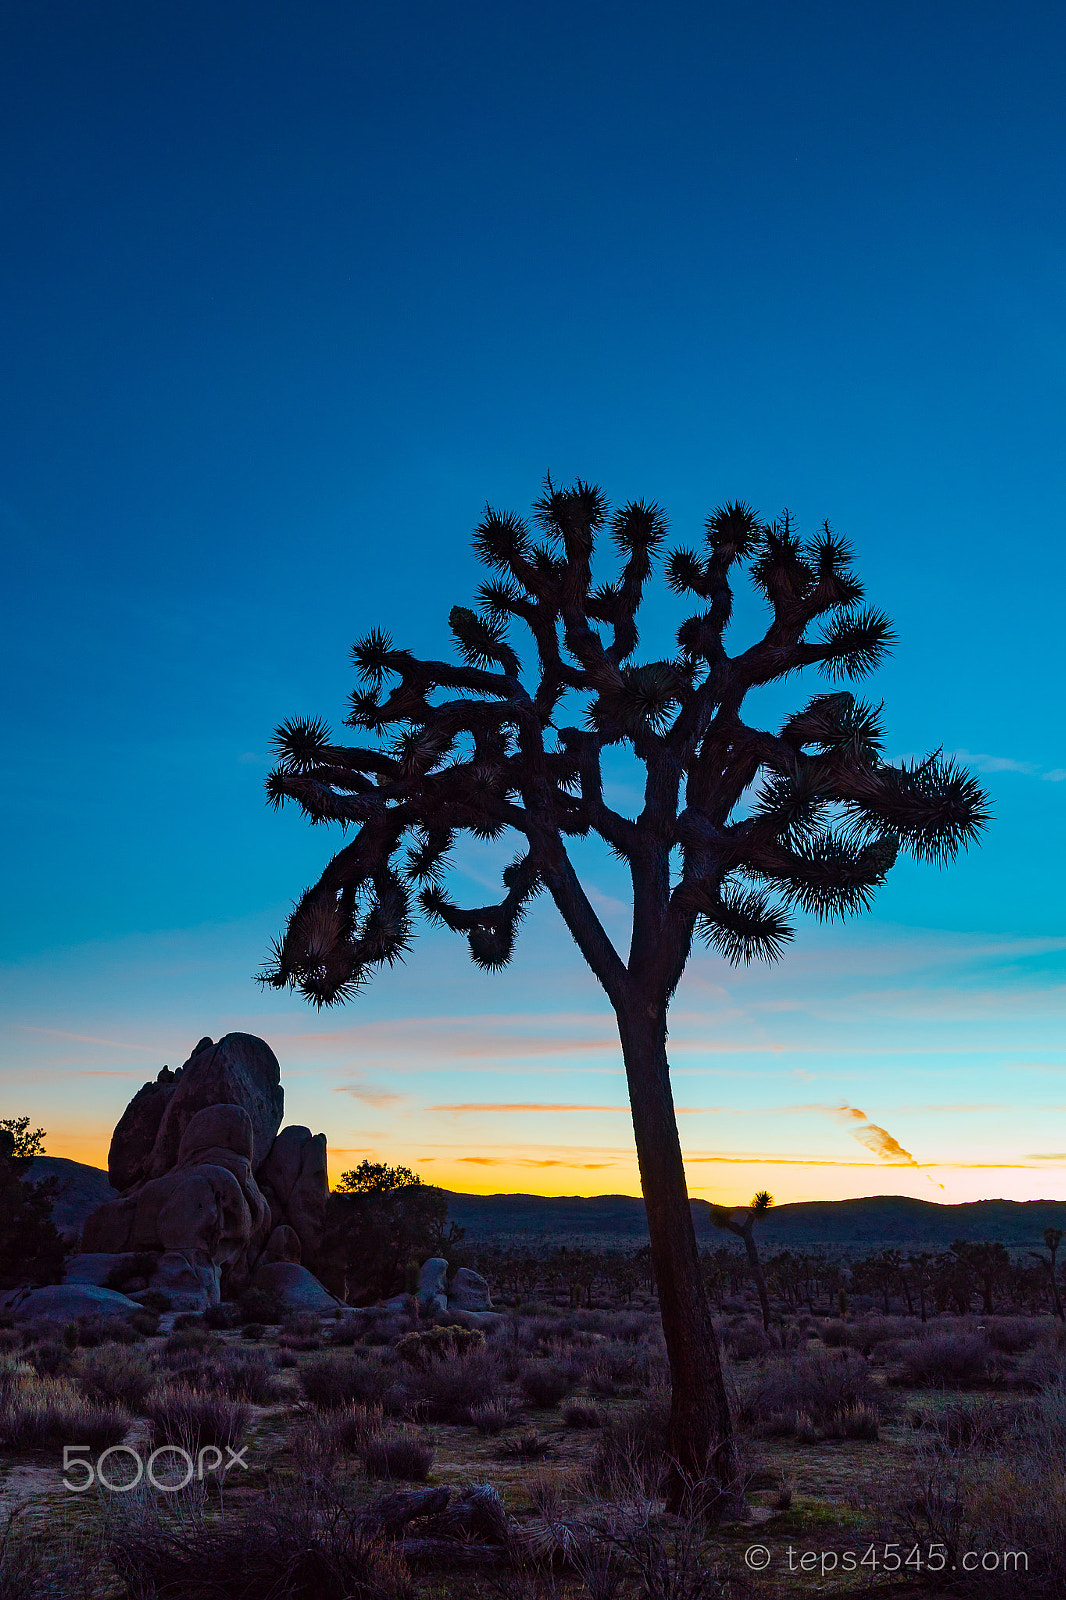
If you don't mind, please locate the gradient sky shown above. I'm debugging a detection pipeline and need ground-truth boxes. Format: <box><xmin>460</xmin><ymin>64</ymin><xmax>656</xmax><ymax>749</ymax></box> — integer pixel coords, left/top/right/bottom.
<box><xmin>2</xmin><ymin>0</ymin><xmax>1065</xmax><ymax>1205</ymax></box>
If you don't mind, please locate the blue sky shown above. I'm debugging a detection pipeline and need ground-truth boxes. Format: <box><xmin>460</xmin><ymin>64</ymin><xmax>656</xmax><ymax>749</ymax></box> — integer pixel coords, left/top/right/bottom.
<box><xmin>2</xmin><ymin>0</ymin><xmax>1064</xmax><ymax>1201</ymax></box>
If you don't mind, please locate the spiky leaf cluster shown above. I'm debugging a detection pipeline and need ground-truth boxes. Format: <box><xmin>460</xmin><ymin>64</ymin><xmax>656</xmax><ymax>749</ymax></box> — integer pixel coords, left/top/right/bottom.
<box><xmin>263</xmin><ymin>483</ymin><xmax>988</xmax><ymax>1007</ymax></box>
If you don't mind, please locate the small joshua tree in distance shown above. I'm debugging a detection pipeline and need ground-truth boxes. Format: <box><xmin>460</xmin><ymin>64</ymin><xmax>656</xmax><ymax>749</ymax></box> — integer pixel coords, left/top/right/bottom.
<box><xmin>262</xmin><ymin>481</ymin><xmax>989</xmax><ymax>1506</ymax></box>
<box><xmin>712</xmin><ymin>1190</ymin><xmax>774</xmax><ymax>1331</ymax></box>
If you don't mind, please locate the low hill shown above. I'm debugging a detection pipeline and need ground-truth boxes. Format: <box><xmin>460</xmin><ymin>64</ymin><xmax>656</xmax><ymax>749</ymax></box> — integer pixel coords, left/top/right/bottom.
<box><xmin>25</xmin><ymin>1156</ymin><xmax>117</xmax><ymax>1239</ymax></box>
<box><xmin>442</xmin><ymin>1190</ymin><xmax>1066</xmax><ymax>1252</ymax></box>
<box><xmin>22</xmin><ymin>1159</ymin><xmax>1066</xmax><ymax>1255</ymax></box>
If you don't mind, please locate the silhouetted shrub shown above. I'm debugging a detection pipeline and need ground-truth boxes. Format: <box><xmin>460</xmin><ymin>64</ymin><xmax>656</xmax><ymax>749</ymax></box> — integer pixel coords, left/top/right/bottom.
<box><xmin>0</xmin><ymin>1376</ymin><xmax>128</xmax><ymax>1451</ymax></box>
<box><xmin>396</xmin><ymin>1326</ymin><xmax>484</xmax><ymax>1365</ymax></box>
<box><xmin>203</xmin><ymin>1303</ymin><xmax>241</xmax><ymax>1330</ymax></box>
<box><xmin>143</xmin><ymin>1385</ymin><xmax>249</xmax><ymax>1454</ymax></box>
<box><xmin>520</xmin><ymin>1359</ymin><xmax>578</xmax><ymax>1409</ymax></box>
<box><xmin>236</xmin><ymin>1287</ymin><xmax>284</xmax><ymax>1324</ymax></box>
<box><xmin>108</xmin><ymin>1480</ymin><xmax>415</xmax><ymax>1600</ymax></box>
<box><xmin>470</xmin><ymin>1398</ymin><xmax>515</xmax><ymax>1435</ymax></box>
<box><xmin>72</xmin><ymin>1346</ymin><xmax>153</xmax><ymax>1411</ymax></box>
<box><xmin>402</xmin><ymin>1347</ymin><xmax>507</xmax><ymax>1422</ymax></box>
<box><xmin>360</xmin><ymin>1430</ymin><xmax>434</xmax><ymax>1481</ymax></box>
<box><xmin>743</xmin><ymin>1349</ymin><xmax>881</xmax><ymax>1429</ymax></box>
<box><xmin>562</xmin><ymin>1398</ymin><xmax>602</xmax><ymax>1428</ymax></box>
<box><xmin>300</xmin><ymin>1353</ymin><xmax>394</xmax><ymax>1411</ymax></box>
<box><xmin>898</xmin><ymin>1332</ymin><xmax>995</xmax><ymax>1389</ymax></box>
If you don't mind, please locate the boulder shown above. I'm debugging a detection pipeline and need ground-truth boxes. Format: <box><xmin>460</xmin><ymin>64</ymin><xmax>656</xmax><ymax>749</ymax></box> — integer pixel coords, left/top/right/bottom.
<box><xmin>448</xmin><ymin>1267</ymin><xmax>491</xmax><ymax>1312</ymax></box>
<box><xmin>262</xmin><ymin>1224</ymin><xmax>302</xmax><ymax>1264</ymax></box>
<box><xmin>107</xmin><ymin>1069</ymin><xmax>179</xmax><ymax>1193</ymax></box>
<box><xmin>251</xmin><ymin>1260</ymin><xmax>341</xmax><ymax>1312</ymax></box>
<box><xmin>149</xmin><ymin>1250</ymin><xmax>221</xmax><ymax>1311</ymax></box>
<box><xmin>66</xmin><ymin>1252</ymin><xmax>147</xmax><ymax>1288</ymax></box>
<box><xmin>146</xmin><ymin>1034</ymin><xmax>284</xmax><ymax>1178</ymax></box>
<box><xmin>257</xmin><ymin>1126</ymin><xmax>328</xmax><ymax>1261</ymax></box>
<box><xmin>81</xmin><ymin>1196</ymin><xmax>138</xmax><ymax>1254</ymax></box>
<box><xmin>418</xmin><ymin>1257</ymin><xmax>449</xmax><ymax>1315</ymax></box>
<box><xmin>12</xmin><ymin>1283</ymin><xmax>142</xmax><ymax>1321</ymax></box>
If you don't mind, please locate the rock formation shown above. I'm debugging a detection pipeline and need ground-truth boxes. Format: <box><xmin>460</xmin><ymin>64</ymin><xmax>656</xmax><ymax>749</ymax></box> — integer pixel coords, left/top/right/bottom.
<box><xmin>70</xmin><ymin>1032</ymin><xmax>335</xmax><ymax>1313</ymax></box>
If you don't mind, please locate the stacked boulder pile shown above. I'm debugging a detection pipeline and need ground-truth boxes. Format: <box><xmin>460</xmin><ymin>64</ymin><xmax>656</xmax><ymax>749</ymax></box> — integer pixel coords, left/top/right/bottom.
<box><xmin>14</xmin><ymin>1033</ymin><xmax>339</xmax><ymax>1320</ymax></box>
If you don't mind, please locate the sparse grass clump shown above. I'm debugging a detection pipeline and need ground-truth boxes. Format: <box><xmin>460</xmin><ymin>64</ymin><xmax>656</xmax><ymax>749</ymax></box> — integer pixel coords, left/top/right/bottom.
<box><xmin>0</xmin><ymin>1375</ymin><xmax>128</xmax><ymax>1452</ymax></box>
<box><xmin>360</xmin><ymin>1430</ymin><xmax>434</xmax><ymax>1481</ymax></box>
<box><xmin>897</xmin><ymin>1331</ymin><xmax>996</xmax><ymax>1389</ymax></box>
<box><xmin>143</xmin><ymin>1385</ymin><xmax>250</xmax><ymax>1454</ymax></box>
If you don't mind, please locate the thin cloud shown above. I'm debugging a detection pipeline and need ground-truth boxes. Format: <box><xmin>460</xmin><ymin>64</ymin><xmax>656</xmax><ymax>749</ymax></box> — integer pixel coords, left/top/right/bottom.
<box><xmin>17</xmin><ymin>1025</ymin><xmax>156</xmax><ymax>1051</ymax></box>
<box><xmin>456</xmin><ymin>1156</ymin><xmax>616</xmax><ymax>1169</ymax></box>
<box><xmin>334</xmin><ymin>1083</ymin><xmax>406</xmax><ymax>1109</ymax></box>
<box><xmin>833</xmin><ymin>1103</ymin><xmax>920</xmax><ymax>1167</ymax></box>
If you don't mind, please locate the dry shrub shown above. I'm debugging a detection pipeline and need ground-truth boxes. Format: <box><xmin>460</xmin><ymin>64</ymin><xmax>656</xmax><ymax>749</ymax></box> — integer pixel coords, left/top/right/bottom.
<box><xmin>108</xmin><ymin>1479</ymin><xmax>415</xmax><ymax>1600</ymax></box>
<box><xmin>402</xmin><ymin>1346</ymin><xmax>508</xmax><ymax>1422</ymax></box>
<box><xmin>72</xmin><ymin>1345</ymin><xmax>154</xmax><ymax>1412</ymax></box>
<box><xmin>1017</xmin><ymin>1326</ymin><xmax>1066</xmax><ymax>1391</ymax></box>
<box><xmin>520</xmin><ymin>1359</ymin><xmax>578</xmax><ymax>1409</ymax></box>
<box><xmin>741</xmin><ymin>1348</ymin><xmax>881</xmax><ymax>1431</ymax></box>
<box><xmin>170</xmin><ymin>1349</ymin><xmax>284</xmax><ymax>1404</ymax></box>
<box><xmin>722</xmin><ymin>1319</ymin><xmax>771</xmax><ymax>1361</ymax></box>
<box><xmin>292</xmin><ymin>1403</ymin><xmax>384</xmax><ymax>1468</ymax></box>
<box><xmin>143</xmin><ymin>1384</ymin><xmax>249</xmax><ymax>1454</ymax></box>
<box><xmin>985</xmin><ymin>1317</ymin><xmax>1045</xmax><ymax>1355</ymax></box>
<box><xmin>360</xmin><ymin>1430</ymin><xmax>434</xmax><ymax>1482</ymax></box>
<box><xmin>470</xmin><ymin>1398</ymin><xmax>516</xmax><ymax>1435</ymax></box>
<box><xmin>562</xmin><ymin>1399</ymin><xmax>602</xmax><ymax>1429</ymax></box>
<box><xmin>395</xmin><ymin>1326</ymin><xmax>484</xmax><ymax>1365</ymax></box>
<box><xmin>882</xmin><ymin>1388</ymin><xmax>1066</xmax><ymax>1597</ymax></box>
<box><xmin>587</xmin><ymin>1388</ymin><xmax>671</xmax><ymax>1496</ymax></box>
<box><xmin>299</xmin><ymin>1353</ymin><xmax>395</xmax><ymax>1411</ymax></box>
<box><xmin>0</xmin><ymin>1374</ymin><xmax>128</xmax><ymax>1452</ymax></box>
<box><xmin>898</xmin><ymin>1331</ymin><xmax>996</xmax><ymax>1389</ymax></box>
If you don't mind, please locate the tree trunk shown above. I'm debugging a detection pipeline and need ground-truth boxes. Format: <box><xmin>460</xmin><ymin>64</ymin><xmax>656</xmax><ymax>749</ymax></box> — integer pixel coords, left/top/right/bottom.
<box><xmin>741</xmin><ymin>1225</ymin><xmax>771</xmax><ymax>1331</ymax></box>
<box><xmin>617</xmin><ymin>1002</ymin><xmax>742</xmax><ymax>1513</ymax></box>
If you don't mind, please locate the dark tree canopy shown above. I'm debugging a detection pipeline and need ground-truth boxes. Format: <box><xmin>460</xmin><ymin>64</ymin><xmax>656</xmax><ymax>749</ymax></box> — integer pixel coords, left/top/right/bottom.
<box><xmin>0</xmin><ymin>1120</ymin><xmax>66</xmax><ymax>1289</ymax></box>
<box><xmin>263</xmin><ymin>486</ymin><xmax>988</xmax><ymax>1008</ymax></box>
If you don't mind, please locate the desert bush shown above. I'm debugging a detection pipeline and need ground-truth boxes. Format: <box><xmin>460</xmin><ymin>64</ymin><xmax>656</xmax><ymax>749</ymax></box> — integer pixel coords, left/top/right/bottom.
<box><xmin>722</xmin><ymin>1319</ymin><xmax>772</xmax><ymax>1360</ymax></box>
<box><xmin>108</xmin><ymin>1480</ymin><xmax>415</xmax><ymax>1600</ymax></box>
<box><xmin>588</xmin><ymin>1388</ymin><xmax>671</xmax><ymax>1496</ymax></box>
<box><xmin>176</xmin><ymin>1349</ymin><xmax>283</xmax><ymax>1404</ymax></box>
<box><xmin>360</xmin><ymin>1430</ymin><xmax>434</xmax><ymax>1481</ymax></box>
<box><xmin>986</xmin><ymin>1317</ymin><xmax>1044</xmax><ymax>1355</ymax></box>
<box><xmin>292</xmin><ymin>1402</ymin><xmax>384</xmax><ymax>1466</ymax></box>
<box><xmin>882</xmin><ymin>1388</ymin><xmax>1066</xmax><ymax>1597</ymax></box>
<box><xmin>918</xmin><ymin>1397</ymin><xmax>1033</xmax><ymax>1450</ymax></box>
<box><xmin>402</xmin><ymin>1347</ymin><xmax>507</xmax><ymax>1422</ymax></box>
<box><xmin>520</xmin><ymin>1358</ymin><xmax>578</xmax><ymax>1409</ymax></box>
<box><xmin>396</xmin><ymin>1326</ymin><xmax>484</xmax><ymax>1365</ymax></box>
<box><xmin>160</xmin><ymin>1326</ymin><xmax>218</xmax><ymax>1361</ymax></box>
<box><xmin>25</xmin><ymin>1340</ymin><xmax>72</xmax><ymax>1378</ymax></box>
<box><xmin>143</xmin><ymin>1385</ymin><xmax>250</xmax><ymax>1454</ymax></box>
<box><xmin>562</xmin><ymin>1398</ymin><xmax>602</xmax><ymax>1428</ymax></box>
<box><xmin>0</xmin><ymin>1513</ymin><xmax>101</xmax><ymax>1600</ymax></box>
<box><xmin>0</xmin><ymin>1375</ymin><xmax>128</xmax><ymax>1451</ymax></box>
<box><xmin>127</xmin><ymin>1309</ymin><xmax>162</xmax><ymax>1336</ymax></box>
<box><xmin>469</xmin><ymin>1398</ymin><xmax>515</xmax><ymax>1435</ymax></box>
<box><xmin>824</xmin><ymin>1403</ymin><xmax>880</xmax><ymax>1441</ymax></box>
<box><xmin>72</xmin><ymin>1346</ymin><xmax>154</xmax><ymax>1411</ymax></box>
<box><xmin>898</xmin><ymin>1331</ymin><xmax>996</xmax><ymax>1389</ymax></box>
<box><xmin>202</xmin><ymin>1303</ymin><xmax>241</xmax><ymax>1330</ymax></box>
<box><xmin>71</xmin><ymin>1313</ymin><xmax>141</xmax><ymax>1348</ymax></box>
<box><xmin>241</xmin><ymin>1322</ymin><xmax>265</xmax><ymax>1342</ymax></box>
<box><xmin>1016</xmin><ymin>1326</ymin><xmax>1066</xmax><ymax>1391</ymax></box>
<box><xmin>742</xmin><ymin>1349</ymin><xmax>881</xmax><ymax>1430</ymax></box>
<box><xmin>237</xmin><ymin>1287</ymin><xmax>285</xmax><ymax>1324</ymax></box>
<box><xmin>299</xmin><ymin>1353</ymin><xmax>394</xmax><ymax>1411</ymax></box>
<box><xmin>133</xmin><ymin>1289</ymin><xmax>173</xmax><ymax>1313</ymax></box>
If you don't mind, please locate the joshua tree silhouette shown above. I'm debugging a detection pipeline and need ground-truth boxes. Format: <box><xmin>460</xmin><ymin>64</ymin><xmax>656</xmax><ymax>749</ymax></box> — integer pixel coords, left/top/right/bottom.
<box><xmin>263</xmin><ymin>482</ymin><xmax>988</xmax><ymax>1505</ymax></box>
<box><xmin>712</xmin><ymin>1189</ymin><xmax>774</xmax><ymax>1331</ymax></box>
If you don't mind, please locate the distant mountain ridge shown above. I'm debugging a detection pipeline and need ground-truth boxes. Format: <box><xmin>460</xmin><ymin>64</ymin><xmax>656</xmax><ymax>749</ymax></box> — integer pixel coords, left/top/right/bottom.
<box><xmin>442</xmin><ymin>1190</ymin><xmax>1066</xmax><ymax>1251</ymax></box>
<box><xmin>22</xmin><ymin>1158</ymin><xmax>1066</xmax><ymax>1253</ymax></box>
